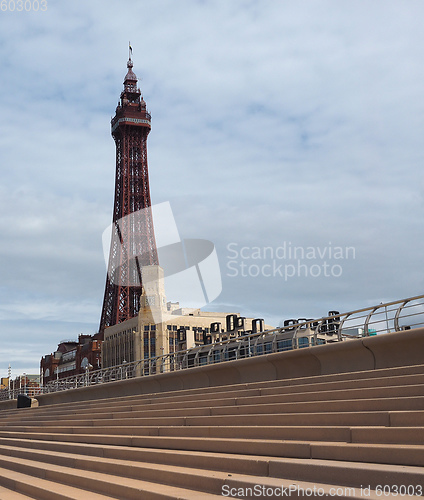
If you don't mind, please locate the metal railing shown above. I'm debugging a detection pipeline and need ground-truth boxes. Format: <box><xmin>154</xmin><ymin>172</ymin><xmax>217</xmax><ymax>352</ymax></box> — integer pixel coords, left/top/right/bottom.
<box><xmin>0</xmin><ymin>385</ymin><xmax>41</xmax><ymax>402</ymax></box>
<box><xmin>1</xmin><ymin>294</ymin><xmax>423</xmax><ymax>401</ymax></box>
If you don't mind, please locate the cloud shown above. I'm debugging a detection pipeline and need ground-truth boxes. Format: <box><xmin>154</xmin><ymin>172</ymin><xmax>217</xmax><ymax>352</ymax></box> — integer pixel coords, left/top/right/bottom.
<box><xmin>1</xmin><ymin>0</ymin><xmax>424</xmax><ymax>376</ymax></box>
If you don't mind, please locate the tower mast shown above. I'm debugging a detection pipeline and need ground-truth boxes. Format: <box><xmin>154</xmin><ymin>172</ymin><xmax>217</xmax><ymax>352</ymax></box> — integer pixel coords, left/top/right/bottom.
<box><xmin>99</xmin><ymin>53</ymin><xmax>159</xmax><ymax>336</ymax></box>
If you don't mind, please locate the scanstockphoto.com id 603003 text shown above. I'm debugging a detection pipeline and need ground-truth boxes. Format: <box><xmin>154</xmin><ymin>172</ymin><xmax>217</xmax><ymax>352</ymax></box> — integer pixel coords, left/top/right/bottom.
<box><xmin>221</xmin><ymin>483</ymin><xmax>423</xmax><ymax>497</ymax></box>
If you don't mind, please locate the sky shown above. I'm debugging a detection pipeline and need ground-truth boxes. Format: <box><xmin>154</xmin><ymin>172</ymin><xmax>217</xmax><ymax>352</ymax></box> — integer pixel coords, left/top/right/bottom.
<box><xmin>0</xmin><ymin>0</ymin><xmax>423</xmax><ymax>377</ymax></box>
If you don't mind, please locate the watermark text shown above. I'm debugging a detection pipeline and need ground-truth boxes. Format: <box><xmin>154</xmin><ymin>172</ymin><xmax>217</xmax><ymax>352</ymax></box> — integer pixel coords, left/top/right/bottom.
<box><xmin>226</xmin><ymin>242</ymin><xmax>355</xmax><ymax>281</ymax></box>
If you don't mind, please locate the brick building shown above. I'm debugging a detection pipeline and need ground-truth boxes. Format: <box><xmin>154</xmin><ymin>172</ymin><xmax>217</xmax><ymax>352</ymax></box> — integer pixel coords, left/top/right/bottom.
<box><xmin>40</xmin><ymin>334</ymin><xmax>101</xmax><ymax>384</ymax></box>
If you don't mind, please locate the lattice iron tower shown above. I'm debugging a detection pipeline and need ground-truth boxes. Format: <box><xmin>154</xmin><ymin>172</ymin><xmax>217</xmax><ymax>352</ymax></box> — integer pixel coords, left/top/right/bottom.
<box><xmin>99</xmin><ymin>54</ymin><xmax>159</xmax><ymax>336</ymax></box>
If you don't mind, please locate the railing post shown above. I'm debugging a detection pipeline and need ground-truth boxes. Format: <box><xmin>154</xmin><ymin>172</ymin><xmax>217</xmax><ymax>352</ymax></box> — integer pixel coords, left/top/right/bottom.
<box><xmin>337</xmin><ymin>312</ymin><xmax>351</xmax><ymax>340</ymax></box>
<box><xmin>394</xmin><ymin>299</ymin><xmax>410</xmax><ymax>331</ymax></box>
<box><xmin>364</xmin><ymin>306</ymin><xmax>379</xmax><ymax>336</ymax></box>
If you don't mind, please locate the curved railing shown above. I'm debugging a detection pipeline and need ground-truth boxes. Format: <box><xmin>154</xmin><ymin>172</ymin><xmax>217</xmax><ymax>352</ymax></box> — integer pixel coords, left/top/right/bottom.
<box><xmin>1</xmin><ymin>293</ymin><xmax>423</xmax><ymax>400</ymax></box>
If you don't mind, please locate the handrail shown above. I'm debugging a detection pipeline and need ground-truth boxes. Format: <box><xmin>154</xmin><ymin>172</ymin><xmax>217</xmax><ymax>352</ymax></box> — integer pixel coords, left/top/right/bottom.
<box><xmin>1</xmin><ymin>293</ymin><xmax>423</xmax><ymax>401</ymax></box>
<box><xmin>364</xmin><ymin>306</ymin><xmax>379</xmax><ymax>336</ymax></box>
<box><xmin>394</xmin><ymin>298</ymin><xmax>411</xmax><ymax>331</ymax></box>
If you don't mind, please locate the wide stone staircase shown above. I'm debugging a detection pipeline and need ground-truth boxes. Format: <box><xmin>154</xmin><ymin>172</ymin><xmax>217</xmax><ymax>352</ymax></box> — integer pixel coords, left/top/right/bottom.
<box><xmin>0</xmin><ymin>363</ymin><xmax>424</xmax><ymax>499</ymax></box>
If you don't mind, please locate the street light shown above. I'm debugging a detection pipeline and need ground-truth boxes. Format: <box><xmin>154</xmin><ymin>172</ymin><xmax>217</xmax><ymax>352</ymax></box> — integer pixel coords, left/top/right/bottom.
<box><xmin>85</xmin><ymin>364</ymin><xmax>93</xmax><ymax>386</ymax></box>
<box><xmin>7</xmin><ymin>364</ymin><xmax>11</xmax><ymax>400</ymax></box>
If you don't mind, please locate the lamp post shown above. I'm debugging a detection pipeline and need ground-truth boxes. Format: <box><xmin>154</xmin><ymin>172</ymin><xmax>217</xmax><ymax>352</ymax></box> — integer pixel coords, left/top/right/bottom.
<box><xmin>7</xmin><ymin>364</ymin><xmax>11</xmax><ymax>400</ymax></box>
<box><xmin>85</xmin><ymin>364</ymin><xmax>93</xmax><ymax>386</ymax></box>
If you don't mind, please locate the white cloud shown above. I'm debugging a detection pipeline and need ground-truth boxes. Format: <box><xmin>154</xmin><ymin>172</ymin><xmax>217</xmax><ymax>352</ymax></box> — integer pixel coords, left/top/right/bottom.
<box><xmin>1</xmin><ymin>0</ymin><xmax>423</xmax><ymax>376</ymax></box>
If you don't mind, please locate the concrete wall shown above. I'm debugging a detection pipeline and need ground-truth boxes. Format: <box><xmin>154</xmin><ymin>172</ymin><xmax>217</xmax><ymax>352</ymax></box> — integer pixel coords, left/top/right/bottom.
<box><xmin>1</xmin><ymin>327</ymin><xmax>423</xmax><ymax>410</ymax></box>
<box><xmin>0</xmin><ymin>399</ymin><xmax>17</xmax><ymax>410</ymax></box>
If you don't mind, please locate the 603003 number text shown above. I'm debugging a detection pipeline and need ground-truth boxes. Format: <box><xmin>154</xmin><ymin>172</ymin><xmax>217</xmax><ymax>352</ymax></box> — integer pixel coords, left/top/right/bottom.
<box><xmin>1</xmin><ymin>0</ymin><xmax>47</xmax><ymax>11</ymax></box>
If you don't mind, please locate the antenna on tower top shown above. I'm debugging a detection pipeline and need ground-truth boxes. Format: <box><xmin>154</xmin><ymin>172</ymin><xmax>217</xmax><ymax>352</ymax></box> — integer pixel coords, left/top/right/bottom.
<box><xmin>129</xmin><ymin>41</ymin><xmax>133</xmax><ymax>61</ymax></box>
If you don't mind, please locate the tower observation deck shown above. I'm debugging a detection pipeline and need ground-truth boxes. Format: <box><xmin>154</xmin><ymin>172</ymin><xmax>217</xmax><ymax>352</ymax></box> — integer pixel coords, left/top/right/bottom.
<box><xmin>99</xmin><ymin>55</ymin><xmax>159</xmax><ymax>336</ymax></box>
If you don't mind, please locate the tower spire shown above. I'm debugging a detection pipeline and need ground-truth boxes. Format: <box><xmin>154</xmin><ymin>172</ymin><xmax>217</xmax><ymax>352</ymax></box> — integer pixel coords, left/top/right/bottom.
<box><xmin>99</xmin><ymin>52</ymin><xmax>158</xmax><ymax>336</ymax></box>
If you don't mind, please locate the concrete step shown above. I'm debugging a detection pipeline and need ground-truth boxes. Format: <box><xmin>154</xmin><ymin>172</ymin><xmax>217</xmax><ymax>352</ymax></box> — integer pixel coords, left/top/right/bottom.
<box><xmin>0</xmin><ymin>444</ymin><xmax>265</xmax><ymax>496</ymax></box>
<box><xmin>2</xmin><ymin>397</ymin><xmax>424</xmax><ymax>432</ymax></box>
<box><xmin>253</xmin><ymin>362</ymin><xmax>424</xmax><ymax>386</ymax></box>
<box><xmin>310</xmin><ymin>441</ymin><xmax>424</xmax><ymax>467</ymax></box>
<box><xmin>1</xmin><ymin>430</ymin><xmax>423</xmax><ymax>467</ymax></box>
<box><xmin>389</xmin><ymin>410</ymin><xmax>424</xmax><ymax>426</ymax></box>
<box><xmin>8</xmin><ymin>408</ymin><xmax>424</xmax><ymax>431</ymax></box>
<box><xmin>0</xmin><ymin>424</ymin><xmax>353</xmax><ymax>442</ymax></box>
<box><xmin>46</xmin><ymin>363</ymin><xmax>424</xmax><ymax>408</ymax></box>
<box><xmin>2</xmin><ymin>369</ymin><xmax>423</xmax><ymax>426</ymax></box>
<box><xmin>0</xmin><ymin>466</ymin><xmax>114</xmax><ymax>500</ymax></box>
<box><xmin>0</xmin><ymin>438</ymin><xmax>422</xmax><ymax>497</ymax></box>
<box><xmin>126</xmin><ymin>436</ymin><xmax>424</xmax><ymax>467</ymax></box>
<box><xmin>37</xmin><ymin>370</ymin><xmax>424</xmax><ymax>411</ymax></box>
<box><xmin>216</xmin><ymin>476</ymin><xmax>388</xmax><ymax>499</ymax></box>
<box><xmin>13</xmin><ymin>394</ymin><xmax>424</xmax><ymax>425</ymax></box>
<box><xmin>2</xmin><ymin>443</ymin><xmax>424</xmax><ymax>497</ymax></box>
<box><xmin>210</xmin><ymin>395</ymin><xmax>424</xmax><ymax>415</ymax></box>
<box><xmin>13</xmin><ymin>383</ymin><xmax>424</xmax><ymax>420</ymax></box>
<box><xmin>237</xmin><ymin>384</ymin><xmax>424</xmax><ymax>405</ymax></box>
<box><xmin>4</xmin><ymin>410</ymin><xmax>394</xmax><ymax>429</ymax></box>
<box><xmin>352</xmin><ymin>426</ymin><xmax>424</xmax><ymax>444</ymax></box>
<box><xmin>185</xmin><ymin>411</ymin><xmax>392</xmax><ymax>427</ymax></box>
<box><xmin>261</xmin><ymin>372</ymin><xmax>424</xmax><ymax>395</ymax></box>
<box><xmin>187</xmin><ymin>409</ymin><xmax>423</xmax><ymax>428</ymax></box>
<box><xmin>0</xmin><ymin>484</ymin><xmax>38</xmax><ymax>500</ymax></box>
<box><xmin>269</xmin><ymin>456</ymin><xmax>424</xmax><ymax>490</ymax></box>
<box><xmin>159</xmin><ymin>425</ymin><xmax>352</xmax><ymax>441</ymax></box>
<box><xmin>3</xmin><ymin>364</ymin><xmax>424</xmax><ymax>423</ymax></box>
<box><xmin>0</xmin><ymin>462</ymin><xmax>383</xmax><ymax>500</ymax></box>
<box><xmin>3</xmin><ymin>418</ymin><xmax>424</xmax><ymax>452</ymax></box>
<box><xmin>1</xmin><ymin>447</ymin><xmax>393</xmax><ymax>500</ymax></box>
<box><xmin>5</xmin><ymin>410</ymin><xmax>424</xmax><ymax>428</ymax></box>
<box><xmin>1</xmin><ymin>359</ymin><xmax>424</xmax><ymax>498</ymax></box>
<box><xmin>0</xmin><ymin>454</ymin><xmax>223</xmax><ymax>499</ymax></box>
<box><xmin>0</xmin><ymin>436</ymin><xmax>276</xmax><ymax>476</ymax></box>
<box><xmin>61</xmin><ymin>383</ymin><xmax>424</xmax><ymax>415</ymax></box>
<box><xmin>0</xmin><ymin>432</ymin><xmax>313</xmax><ymax>458</ymax></box>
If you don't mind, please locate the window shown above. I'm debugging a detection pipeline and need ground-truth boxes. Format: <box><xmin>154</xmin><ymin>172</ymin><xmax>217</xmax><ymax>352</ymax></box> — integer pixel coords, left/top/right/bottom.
<box><xmin>298</xmin><ymin>337</ymin><xmax>309</xmax><ymax>348</ymax></box>
<box><xmin>193</xmin><ymin>328</ymin><xmax>203</xmax><ymax>342</ymax></box>
<box><xmin>277</xmin><ymin>339</ymin><xmax>292</xmax><ymax>351</ymax></box>
<box><xmin>264</xmin><ymin>342</ymin><xmax>272</xmax><ymax>354</ymax></box>
<box><xmin>146</xmin><ymin>296</ymin><xmax>155</xmax><ymax>306</ymax></box>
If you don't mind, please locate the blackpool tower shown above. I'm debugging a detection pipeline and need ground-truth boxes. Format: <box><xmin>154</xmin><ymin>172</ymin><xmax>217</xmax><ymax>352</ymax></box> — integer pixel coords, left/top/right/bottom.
<box><xmin>99</xmin><ymin>52</ymin><xmax>159</xmax><ymax>336</ymax></box>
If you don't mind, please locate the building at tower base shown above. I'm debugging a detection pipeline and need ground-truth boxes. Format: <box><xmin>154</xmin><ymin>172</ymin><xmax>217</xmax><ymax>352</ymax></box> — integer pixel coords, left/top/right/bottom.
<box><xmin>101</xmin><ymin>264</ymin><xmax>274</xmax><ymax>369</ymax></box>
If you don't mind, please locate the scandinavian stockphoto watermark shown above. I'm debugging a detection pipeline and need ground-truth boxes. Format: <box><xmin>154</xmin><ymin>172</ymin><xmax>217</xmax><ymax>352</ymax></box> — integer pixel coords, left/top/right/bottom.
<box><xmin>102</xmin><ymin>202</ymin><xmax>222</xmax><ymax>323</ymax></box>
<box><xmin>226</xmin><ymin>242</ymin><xmax>355</xmax><ymax>281</ymax></box>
